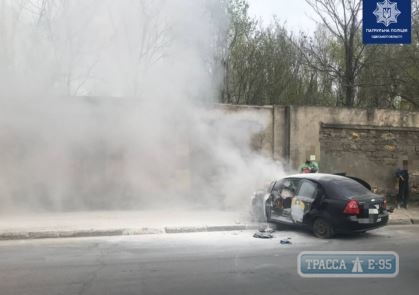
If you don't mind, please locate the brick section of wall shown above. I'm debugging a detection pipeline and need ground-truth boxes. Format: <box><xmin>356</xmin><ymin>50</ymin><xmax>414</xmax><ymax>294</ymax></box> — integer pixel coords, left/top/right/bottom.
<box><xmin>320</xmin><ymin>123</ymin><xmax>419</xmax><ymax>193</ymax></box>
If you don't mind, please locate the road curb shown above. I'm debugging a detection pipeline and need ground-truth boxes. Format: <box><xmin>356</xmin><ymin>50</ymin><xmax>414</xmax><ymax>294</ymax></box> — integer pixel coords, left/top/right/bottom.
<box><xmin>165</xmin><ymin>226</ymin><xmax>208</xmax><ymax>233</ymax></box>
<box><xmin>0</xmin><ymin>228</ymin><xmax>165</xmax><ymax>241</ymax></box>
<box><xmin>0</xmin><ymin>224</ymin><xmax>259</xmax><ymax>241</ymax></box>
<box><xmin>1</xmin><ymin>219</ymin><xmax>416</xmax><ymax>241</ymax></box>
<box><xmin>165</xmin><ymin>224</ymin><xmax>258</xmax><ymax>234</ymax></box>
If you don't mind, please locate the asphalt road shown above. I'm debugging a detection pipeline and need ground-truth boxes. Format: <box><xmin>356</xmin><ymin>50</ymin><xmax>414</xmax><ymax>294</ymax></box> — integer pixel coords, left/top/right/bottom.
<box><xmin>0</xmin><ymin>225</ymin><xmax>418</xmax><ymax>295</ymax></box>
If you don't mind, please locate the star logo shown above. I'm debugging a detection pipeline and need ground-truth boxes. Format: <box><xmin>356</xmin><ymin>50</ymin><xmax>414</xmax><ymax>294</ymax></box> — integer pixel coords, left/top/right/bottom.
<box><xmin>373</xmin><ymin>0</ymin><xmax>401</xmax><ymax>27</ymax></box>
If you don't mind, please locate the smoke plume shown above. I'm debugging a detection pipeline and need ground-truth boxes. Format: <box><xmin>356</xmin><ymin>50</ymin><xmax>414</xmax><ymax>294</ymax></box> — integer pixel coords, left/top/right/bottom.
<box><xmin>0</xmin><ymin>0</ymin><xmax>284</xmax><ymax>212</ymax></box>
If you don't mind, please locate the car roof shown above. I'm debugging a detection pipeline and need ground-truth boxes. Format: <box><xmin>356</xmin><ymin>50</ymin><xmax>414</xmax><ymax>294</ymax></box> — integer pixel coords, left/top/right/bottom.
<box><xmin>283</xmin><ymin>173</ymin><xmax>356</xmax><ymax>186</ymax></box>
<box><xmin>277</xmin><ymin>173</ymin><xmax>374</xmax><ymax>198</ymax></box>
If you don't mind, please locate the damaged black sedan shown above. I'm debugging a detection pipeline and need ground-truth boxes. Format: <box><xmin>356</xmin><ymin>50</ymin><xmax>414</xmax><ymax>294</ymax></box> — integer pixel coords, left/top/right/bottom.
<box><xmin>251</xmin><ymin>173</ymin><xmax>389</xmax><ymax>238</ymax></box>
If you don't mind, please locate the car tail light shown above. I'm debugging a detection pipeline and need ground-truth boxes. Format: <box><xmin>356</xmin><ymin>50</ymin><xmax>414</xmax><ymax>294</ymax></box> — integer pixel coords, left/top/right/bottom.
<box><xmin>383</xmin><ymin>198</ymin><xmax>387</xmax><ymax>210</ymax></box>
<box><xmin>343</xmin><ymin>199</ymin><xmax>360</xmax><ymax>215</ymax></box>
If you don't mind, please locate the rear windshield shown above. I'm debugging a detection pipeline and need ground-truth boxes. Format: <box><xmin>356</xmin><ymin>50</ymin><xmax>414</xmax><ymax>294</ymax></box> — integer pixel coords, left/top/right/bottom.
<box><xmin>325</xmin><ymin>178</ymin><xmax>371</xmax><ymax>199</ymax></box>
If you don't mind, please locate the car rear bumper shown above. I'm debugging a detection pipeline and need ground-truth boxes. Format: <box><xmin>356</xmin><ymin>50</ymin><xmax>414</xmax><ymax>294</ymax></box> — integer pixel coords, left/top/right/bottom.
<box><xmin>334</xmin><ymin>213</ymin><xmax>389</xmax><ymax>233</ymax></box>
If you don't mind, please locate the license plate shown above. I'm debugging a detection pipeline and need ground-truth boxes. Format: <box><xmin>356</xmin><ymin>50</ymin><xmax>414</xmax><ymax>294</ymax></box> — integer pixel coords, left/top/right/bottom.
<box><xmin>369</xmin><ymin>208</ymin><xmax>379</xmax><ymax>215</ymax></box>
<box><xmin>377</xmin><ymin>218</ymin><xmax>382</xmax><ymax>222</ymax></box>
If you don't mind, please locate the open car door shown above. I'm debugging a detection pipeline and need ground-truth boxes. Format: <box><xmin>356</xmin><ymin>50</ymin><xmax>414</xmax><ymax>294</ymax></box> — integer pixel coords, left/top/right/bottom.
<box><xmin>290</xmin><ymin>180</ymin><xmax>319</xmax><ymax>224</ymax></box>
<box><xmin>268</xmin><ymin>178</ymin><xmax>300</xmax><ymax>224</ymax></box>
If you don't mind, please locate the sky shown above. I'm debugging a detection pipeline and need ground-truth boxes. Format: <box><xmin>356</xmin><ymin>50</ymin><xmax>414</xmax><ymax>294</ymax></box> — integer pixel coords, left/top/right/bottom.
<box><xmin>247</xmin><ymin>0</ymin><xmax>317</xmax><ymax>33</ymax></box>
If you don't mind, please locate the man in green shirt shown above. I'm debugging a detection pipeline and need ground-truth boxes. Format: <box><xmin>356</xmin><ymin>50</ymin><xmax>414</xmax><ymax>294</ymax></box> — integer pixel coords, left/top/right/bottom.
<box><xmin>299</xmin><ymin>155</ymin><xmax>319</xmax><ymax>173</ymax></box>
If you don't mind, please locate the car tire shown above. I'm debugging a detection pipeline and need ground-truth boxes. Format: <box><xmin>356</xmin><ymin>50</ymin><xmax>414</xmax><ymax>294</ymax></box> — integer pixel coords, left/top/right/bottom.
<box><xmin>312</xmin><ymin>218</ymin><xmax>334</xmax><ymax>239</ymax></box>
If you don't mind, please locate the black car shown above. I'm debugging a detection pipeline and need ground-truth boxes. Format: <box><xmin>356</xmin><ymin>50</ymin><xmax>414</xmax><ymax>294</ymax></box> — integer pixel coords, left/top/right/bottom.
<box><xmin>251</xmin><ymin>173</ymin><xmax>389</xmax><ymax>238</ymax></box>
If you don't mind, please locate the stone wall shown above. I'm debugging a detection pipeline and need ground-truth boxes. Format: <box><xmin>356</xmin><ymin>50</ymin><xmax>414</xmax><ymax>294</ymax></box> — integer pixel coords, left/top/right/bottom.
<box><xmin>220</xmin><ymin>104</ymin><xmax>419</xmax><ymax>194</ymax></box>
<box><xmin>2</xmin><ymin>99</ymin><xmax>419</xmax><ymax>203</ymax></box>
<box><xmin>215</xmin><ymin>104</ymin><xmax>275</xmax><ymax>159</ymax></box>
<box><xmin>286</xmin><ymin>106</ymin><xmax>419</xmax><ymax>169</ymax></box>
<box><xmin>320</xmin><ymin>123</ymin><xmax>419</xmax><ymax>192</ymax></box>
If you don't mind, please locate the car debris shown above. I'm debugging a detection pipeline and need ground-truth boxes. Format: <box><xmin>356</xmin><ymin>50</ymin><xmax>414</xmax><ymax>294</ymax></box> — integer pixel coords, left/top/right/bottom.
<box><xmin>280</xmin><ymin>238</ymin><xmax>292</xmax><ymax>244</ymax></box>
<box><xmin>253</xmin><ymin>231</ymin><xmax>273</xmax><ymax>239</ymax></box>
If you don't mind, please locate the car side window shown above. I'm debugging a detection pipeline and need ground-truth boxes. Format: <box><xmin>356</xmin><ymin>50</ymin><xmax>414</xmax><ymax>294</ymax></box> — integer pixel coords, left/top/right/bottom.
<box><xmin>282</xmin><ymin>178</ymin><xmax>300</xmax><ymax>193</ymax></box>
<box><xmin>272</xmin><ymin>180</ymin><xmax>284</xmax><ymax>192</ymax></box>
<box><xmin>297</xmin><ymin>180</ymin><xmax>318</xmax><ymax>199</ymax></box>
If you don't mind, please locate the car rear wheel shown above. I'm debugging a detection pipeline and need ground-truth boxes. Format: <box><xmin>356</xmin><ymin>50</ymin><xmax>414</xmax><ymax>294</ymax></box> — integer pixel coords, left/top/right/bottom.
<box><xmin>312</xmin><ymin>218</ymin><xmax>334</xmax><ymax>239</ymax></box>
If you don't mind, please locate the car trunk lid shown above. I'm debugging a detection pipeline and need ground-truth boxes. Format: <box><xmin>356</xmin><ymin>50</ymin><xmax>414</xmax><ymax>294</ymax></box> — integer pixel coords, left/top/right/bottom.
<box><xmin>349</xmin><ymin>194</ymin><xmax>387</xmax><ymax>218</ymax></box>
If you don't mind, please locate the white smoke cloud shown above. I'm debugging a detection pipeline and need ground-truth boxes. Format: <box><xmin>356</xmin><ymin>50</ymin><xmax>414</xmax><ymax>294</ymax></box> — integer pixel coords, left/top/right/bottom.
<box><xmin>0</xmin><ymin>0</ymin><xmax>285</xmax><ymax>213</ymax></box>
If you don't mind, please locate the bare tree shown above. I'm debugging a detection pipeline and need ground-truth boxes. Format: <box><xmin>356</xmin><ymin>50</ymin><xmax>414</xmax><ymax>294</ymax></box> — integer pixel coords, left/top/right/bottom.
<box><xmin>304</xmin><ymin>0</ymin><xmax>364</xmax><ymax>107</ymax></box>
<box><xmin>0</xmin><ymin>0</ymin><xmax>31</xmax><ymax>94</ymax></box>
<box><xmin>4</xmin><ymin>0</ymin><xmax>172</xmax><ymax>97</ymax></box>
<box><xmin>128</xmin><ymin>0</ymin><xmax>171</xmax><ymax>96</ymax></box>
